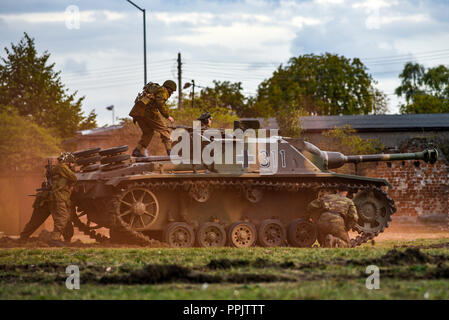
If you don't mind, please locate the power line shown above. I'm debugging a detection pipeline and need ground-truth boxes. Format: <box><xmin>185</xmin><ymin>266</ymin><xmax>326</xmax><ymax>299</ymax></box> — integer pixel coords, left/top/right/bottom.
<box><xmin>61</xmin><ymin>48</ymin><xmax>449</xmax><ymax>95</ymax></box>
<box><xmin>61</xmin><ymin>63</ymin><xmax>174</xmax><ymax>80</ymax></box>
<box><xmin>362</xmin><ymin>48</ymin><xmax>449</xmax><ymax>61</ymax></box>
<box><xmin>59</xmin><ymin>58</ymin><xmax>175</xmax><ymax>75</ymax></box>
<box><xmin>63</xmin><ymin>71</ymin><xmax>172</xmax><ymax>83</ymax></box>
<box><xmin>366</xmin><ymin>53</ymin><xmax>449</xmax><ymax>66</ymax></box>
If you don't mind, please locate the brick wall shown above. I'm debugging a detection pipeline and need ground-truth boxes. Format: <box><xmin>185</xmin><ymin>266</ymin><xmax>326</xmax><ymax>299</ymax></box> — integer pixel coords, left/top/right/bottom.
<box><xmin>359</xmin><ymin>137</ymin><xmax>449</xmax><ymax>217</ymax></box>
<box><xmin>362</xmin><ymin>159</ymin><xmax>449</xmax><ymax>217</ymax></box>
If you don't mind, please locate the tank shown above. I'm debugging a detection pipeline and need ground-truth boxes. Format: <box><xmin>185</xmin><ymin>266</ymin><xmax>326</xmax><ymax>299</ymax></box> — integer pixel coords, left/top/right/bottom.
<box><xmin>69</xmin><ymin>120</ymin><xmax>438</xmax><ymax>248</ymax></box>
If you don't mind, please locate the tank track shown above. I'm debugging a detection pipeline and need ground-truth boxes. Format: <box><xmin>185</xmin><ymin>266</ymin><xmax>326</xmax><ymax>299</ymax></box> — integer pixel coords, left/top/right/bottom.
<box><xmin>71</xmin><ymin>210</ymin><xmax>110</xmax><ymax>243</ymax></box>
<box><xmin>109</xmin><ymin>179</ymin><xmax>396</xmax><ymax>248</ymax></box>
<box><xmin>112</xmin><ymin>202</ymin><xmax>167</xmax><ymax>247</ymax></box>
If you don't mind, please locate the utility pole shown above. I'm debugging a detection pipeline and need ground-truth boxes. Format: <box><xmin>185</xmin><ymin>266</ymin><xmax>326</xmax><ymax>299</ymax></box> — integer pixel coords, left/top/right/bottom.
<box><xmin>177</xmin><ymin>52</ymin><xmax>182</xmax><ymax>109</ymax></box>
<box><xmin>191</xmin><ymin>79</ymin><xmax>195</xmax><ymax>108</ymax></box>
<box><xmin>127</xmin><ymin>0</ymin><xmax>147</xmax><ymax>86</ymax></box>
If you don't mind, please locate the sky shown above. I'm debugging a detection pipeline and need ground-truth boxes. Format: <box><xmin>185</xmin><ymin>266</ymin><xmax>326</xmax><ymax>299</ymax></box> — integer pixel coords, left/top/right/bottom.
<box><xmin>1</xmin><ymin>0</ymin><xmax>449</xmax><ymax>126</ymax></box>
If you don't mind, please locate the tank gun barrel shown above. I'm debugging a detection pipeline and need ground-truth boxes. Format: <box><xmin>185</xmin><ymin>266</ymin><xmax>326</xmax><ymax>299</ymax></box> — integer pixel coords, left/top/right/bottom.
<box><xmin>326</xmin><ymin>149</ymin><xmax>438</xmax><ymax>169</ymax></box>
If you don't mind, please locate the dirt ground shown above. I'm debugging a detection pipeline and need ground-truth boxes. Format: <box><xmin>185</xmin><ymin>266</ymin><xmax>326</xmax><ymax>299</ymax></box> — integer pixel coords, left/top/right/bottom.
<box><xmin>351</xmin><ymin>220</ymin><xmax>449</xmax><ymax>242</ymax></box>
<box><xmin>1</xmin><ymin>219</ymin><xmax>449</xmax><ymax>248</ymax></box>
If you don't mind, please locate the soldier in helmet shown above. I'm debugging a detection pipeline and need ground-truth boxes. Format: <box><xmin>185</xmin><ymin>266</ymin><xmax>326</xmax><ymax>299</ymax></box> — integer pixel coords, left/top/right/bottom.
<box><xmin>306</xmin><ymin>187</ymin><xmax>358</xmax><ymax>248</ymax></box>
<box><xmin>48</xmin><ymin>152</ymin><xmax>78</xmax><ymax>246</ymax></box>
<box><xmin>20</xmin><ymin>153</ymin><xmax>77</xmax><ymax>246</ymax></box>
<box><xmin>197</xmin><ymin>111</ymin><xmax>212</xmax><ymax>130</ymax></box>
<box><xmin>20</xmin><ymin>183</ymin><xmax>74</xmax><ymax>243</ymax></box>
<box><xmin>129</xmin><ymin>80</ymin><xmax>177</xmax><ymax>157</ymax></box>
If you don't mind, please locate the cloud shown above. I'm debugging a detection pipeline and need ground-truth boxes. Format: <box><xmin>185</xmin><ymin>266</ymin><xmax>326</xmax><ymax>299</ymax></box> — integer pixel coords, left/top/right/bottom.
<box><xmin>352</xmin><ymin>0</ymin><xmax>396</xmax><ymax>10</ymax></box>
<box><xmin>153</xmin><ymin>12</ymin><xmax>215</xmax><ymax>26</ymax></box>
<box><xmin>1</xmin><ymin>0</ymin><xmax>449</xmax><ymax>124</ymax></box>
<box><xmin>62</xmin><ymin>58</ymin><xmax>87</xmax><ymax>75</ymax></box>
<box><xmin>365</xmin><ymin>13</ymin><xmax>429</xmax><ymax>30</ymax></box>
<box><xmin>291</xmin><ymin>16</ymin><xmax>322</xmax><ymax>28</ymax></box>
<box><xmin>172</xmin><ymin>22</ymin><xmax>295</xmax><ymax>62</ymax></box>
<box><xmin>314</xmin><ymin>0</ymin><xmax>345</xmax><ymax>5</ymax></box>
<box><xmin>0</xmin><ymin>10</ymin><xmax>126</xmax><ymax>24</ymax></box>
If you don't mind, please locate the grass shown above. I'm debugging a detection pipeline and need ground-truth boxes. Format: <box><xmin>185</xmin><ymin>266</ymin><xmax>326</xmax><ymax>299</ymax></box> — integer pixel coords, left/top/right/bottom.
<box><xmin>1</xmin><ymin>238</ymin><xmax>449</xmax><ymax>300</ymax></box>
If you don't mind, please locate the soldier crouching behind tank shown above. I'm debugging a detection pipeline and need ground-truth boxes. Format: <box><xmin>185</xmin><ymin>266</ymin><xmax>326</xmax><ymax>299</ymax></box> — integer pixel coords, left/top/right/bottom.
<box><xmin>306</xmin><ymin>187</ymin><xmax>359</xmax><ymax>248</ymax></box>
<box><xmin>20</xmin><ymin>153</ymin><xmax>77</xmax><ymax>246</ymax></box>
<box><xmin>129</xmin><ymin>80</ymin><xmax>177</xmax><ymax>157</ymax></box>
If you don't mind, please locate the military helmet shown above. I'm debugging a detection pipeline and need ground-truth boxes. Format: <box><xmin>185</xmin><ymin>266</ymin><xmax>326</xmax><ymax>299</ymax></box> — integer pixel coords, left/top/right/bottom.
<box><xmin>163</xmin><ymin>80</ymin><xmax>177</xmax><ymax>92</ymax></box>
<box><xmin>197</xmin><ymin>111</ymin><xmax>212</xmax><ymax>121</ymax></box>
<box><xmin>58</xmin><ymin>152</ymin><xmax>76</xmax><ymax>164</ymax></box>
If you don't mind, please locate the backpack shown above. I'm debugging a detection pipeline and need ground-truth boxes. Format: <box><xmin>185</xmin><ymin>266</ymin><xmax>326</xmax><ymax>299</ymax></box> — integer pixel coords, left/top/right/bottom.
<box><xmin>129</xmin><ymin>82</ymin><xmax>161</xmax><ymax>118</ymax></box>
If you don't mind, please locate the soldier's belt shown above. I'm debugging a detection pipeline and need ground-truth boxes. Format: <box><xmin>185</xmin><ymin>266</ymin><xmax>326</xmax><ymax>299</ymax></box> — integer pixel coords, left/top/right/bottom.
<box><xmin>326</xmin><ymin>210</ymin><xmax>345</xmax><ymax>219</ymax></box>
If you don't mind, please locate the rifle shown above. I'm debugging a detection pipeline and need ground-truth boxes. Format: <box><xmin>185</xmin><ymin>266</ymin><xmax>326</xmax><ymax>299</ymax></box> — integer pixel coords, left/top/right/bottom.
<box><xmin>32</xmin><ymin>159</ymin><xmax>53</xmax><ymax>194</ymax></box>
<box><xmin>46</xmin><ymin>158</ymin><xmax>53</xmax><ymax>189</ymax></box>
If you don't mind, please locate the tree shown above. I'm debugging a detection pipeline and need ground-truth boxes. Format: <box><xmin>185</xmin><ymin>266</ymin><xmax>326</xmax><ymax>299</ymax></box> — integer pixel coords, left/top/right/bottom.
<box><xmin>0</xmin><ymin>107</ymin><xmax>60</xmax><ymax>171</ymax></box>
<box><xmin>322</xmin><ymin>125</ymin><xmax>384</xmax><ymax>155</ymax></box>
<box><xmin>396</xmin><ymin>62</ymin><xmax>449</xmax><ymax>114</ymax></box>
<box><xmin>395</xmin><ymin>62</ymin><xmax>426</xmax><ymax>103</ymax></box>
<box><xmin>170</xmin><ymin>102</ymin><xmax>238</xmax><ymax>129</ymax></box>
<box><xmin>371</xmin><ymin>88</ymin><xmax>389</xmax><ymax>115</ymax></box>
<box><xmin>400</xmin><ymin>93</ymin><xmax>449</xmax><ymax>114</ymax></box>
<box><xmin>0</xmin><ymin>33</ymin><xmax>97</xmax><ymax>138</ymax></box>
<box><xmin>172</xmin><ymin>80</ymin><xmax>244</xmax><ymax>128</ymax></box>
<box><xmin>255</xmin><ymin>53</ymin><xmax>387</xmax><ymax>117</ymax></box>
<box><xmin>184</xmin><ymin>80</ymin><xmax>256</xmax><ymax>118</ymax></box>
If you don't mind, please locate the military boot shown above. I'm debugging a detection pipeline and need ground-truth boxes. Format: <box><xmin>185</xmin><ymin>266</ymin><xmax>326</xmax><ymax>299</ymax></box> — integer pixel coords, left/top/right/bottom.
<box><xmin>324</xmin><ymin>234</ymin><xmax>337</xmax><ymax>248</ymax></box>
<box><xmin>18</xmin><ymin>235</ymin><xmax>29</xmax><ymax>244</ymax></box>
<box><xmin>48</xmin><ymin>231</ymin><xmax>65</xmax><ymax>247</ymax></box>
<box><xmin>63</xmin><ymin>222</ymin><xmax>74</xmax><ymax>243</ymax></box>
<box><xmin>132</xmin><ymin>144</ymin><xmax>146</xmax><ymax>157</ymax></box>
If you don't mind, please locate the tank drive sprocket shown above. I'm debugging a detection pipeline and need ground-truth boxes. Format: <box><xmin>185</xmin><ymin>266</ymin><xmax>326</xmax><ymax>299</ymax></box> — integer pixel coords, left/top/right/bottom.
<box><xmin>110</xmin><ymin>182</ymin><xmax>166</xmax><ymax>247</ymax></box>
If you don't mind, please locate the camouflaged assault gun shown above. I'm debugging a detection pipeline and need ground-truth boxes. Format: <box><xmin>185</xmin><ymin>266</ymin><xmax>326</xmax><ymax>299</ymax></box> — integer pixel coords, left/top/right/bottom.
<box><xmin>70</xmin><ymin>120</ymin><xmax>438</xmax><ymax>247</ymax></box>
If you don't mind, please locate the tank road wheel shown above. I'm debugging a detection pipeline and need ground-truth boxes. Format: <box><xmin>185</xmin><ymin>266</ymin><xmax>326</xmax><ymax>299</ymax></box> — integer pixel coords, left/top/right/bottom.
<box><xmin>228</xmin><ymin>221</ymin><xmax>257</xmax><ymax>247</ymax></box>
<box><xmin>353</xmin><ymin>189</ymin><xmax>394</xmax><ymax>236</ymax></box>
<box><xmin>189</xmin><ymin>184</ymin><xmax>211</xmax><ymax>203</ymax></box>
<box><xmin>197</xmin><ymin>222</ymin><xmax>226</xmax><ymax>247</ymax></box>
<box><xmin>245</xmin><ymin>188</ymin><xmax>263</xmax><ymax>203</ymax></box>
<box><xmin>164</xmin><ymin>222</ymin><xmax>195</xmax><ymax>248</ymax></box>
<box><xmin>288</xmin><ymin>219</ymin><xmax>317</xmax><ymax>248</ymax></box>
<box><xmin>117</xmin><ymin>187</ymin><xmax>159</xmax><ymax>231</ymax></box>
<box><xmin>258</xmin><ymin>219</ymin><xmax>286</xmax><ymax>247</ymax></box>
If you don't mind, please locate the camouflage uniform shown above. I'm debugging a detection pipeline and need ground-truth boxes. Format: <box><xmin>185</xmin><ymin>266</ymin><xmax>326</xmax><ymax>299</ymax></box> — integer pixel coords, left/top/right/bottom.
<box><xmin>50</xmin><ymin>163</ymin><xmax>77</xmax><ymax>240</ymax></box>
<box><xmin>20</xmin><ymin>187</ymin><xmax>73</xmax><ymax>241</ymax></box>
<box><xmin>307</xmin><ymin>193</ymin><xmax>358</xmax><ymax>248</ymax></box>
<box><xmin>130</xmin><ymin>83</ymin><xmax>172</xmax><ymax>155</ymax></box>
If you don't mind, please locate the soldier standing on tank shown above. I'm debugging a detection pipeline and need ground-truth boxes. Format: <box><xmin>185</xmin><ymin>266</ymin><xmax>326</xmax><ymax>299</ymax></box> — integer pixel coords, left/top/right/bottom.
<box><xmin>306</xmin><ymin>188</ymin><xmax>358</xmax><ymax>248</ymax></box>
<box><xmin>19</xmin><ymin>154</ymin><xmax>76</xmax><ymax>245</ymax></box>
<box><xmin>197</xmin><ymin>111</ymin><xmax>212</xmax><ymax>130</ymax></box>
<box><xmin>129</xmin><ymin>80</ymin><xmax>177</xmax><ymax>157</ymax></box>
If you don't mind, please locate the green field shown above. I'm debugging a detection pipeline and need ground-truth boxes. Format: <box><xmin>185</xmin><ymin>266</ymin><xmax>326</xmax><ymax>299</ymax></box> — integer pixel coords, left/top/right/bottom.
<box><xmin>1</xmin><ymin>238</ymin><xmax>449</xmax><ymax>299</ymax></box>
